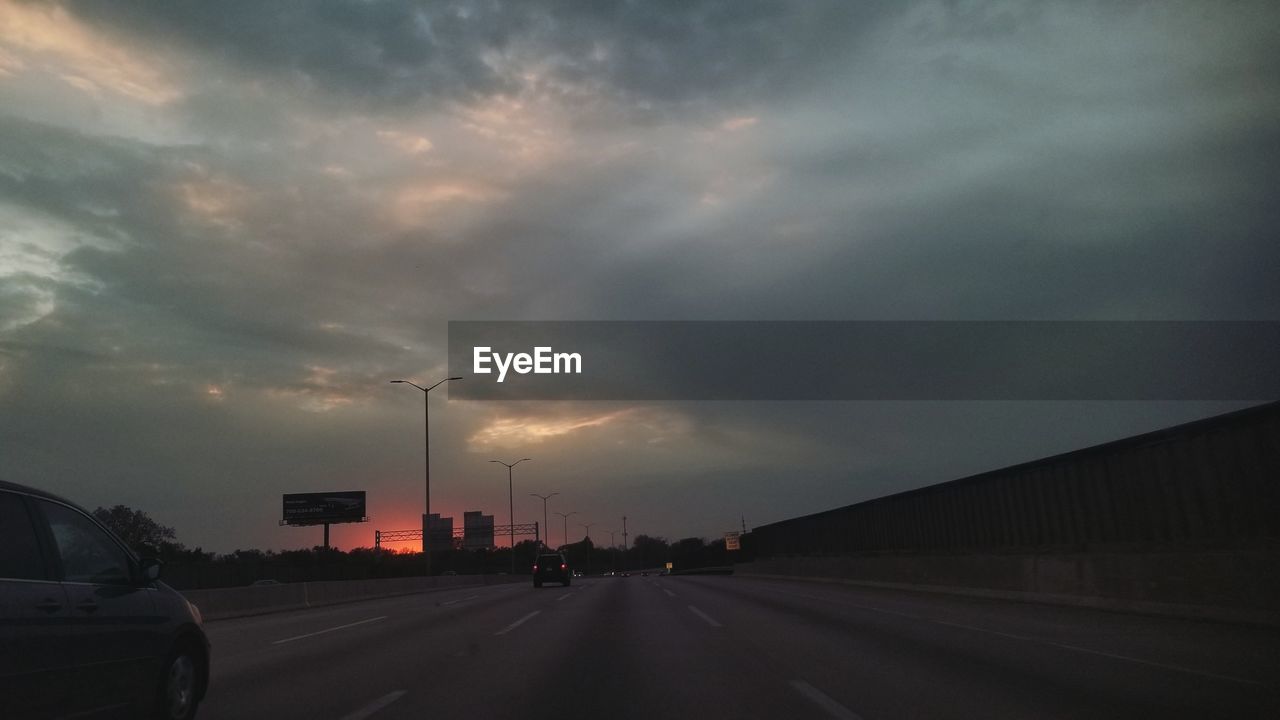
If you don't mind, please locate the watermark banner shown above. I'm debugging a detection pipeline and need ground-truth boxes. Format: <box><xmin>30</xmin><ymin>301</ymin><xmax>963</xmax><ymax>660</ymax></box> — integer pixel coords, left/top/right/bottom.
<box><xmin>447</xmin><ymin>321</ymin><xmax>1280</xmax><ymax>401</ymax></box>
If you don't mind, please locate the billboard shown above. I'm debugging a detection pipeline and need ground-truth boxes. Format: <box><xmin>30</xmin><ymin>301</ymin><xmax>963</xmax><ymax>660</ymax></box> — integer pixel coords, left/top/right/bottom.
<box><xmin>282</xmin><ymin>491</ymin><xmax>367</xmax><ymax>525</ymax></box>
<box><xmin>724</xmin><ymin>531</ymin><xmax>741</xmax><ymax>551</ymax></box>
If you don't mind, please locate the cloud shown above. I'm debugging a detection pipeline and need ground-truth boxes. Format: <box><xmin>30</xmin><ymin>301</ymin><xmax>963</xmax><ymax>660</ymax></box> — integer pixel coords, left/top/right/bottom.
<box><xmin>1</xmin><ymin>0</ymin><xmax>1278</xmax><ymax>550</ymax></box>
<box><xmin>50</xmin><ymin>0</ymin><xmax>885</xmax><ymax>113</ymax></box>
<box><xmin>0</xmin><ymin>0</ymin><xmax>180</xmax><ymax>105</ymax></box>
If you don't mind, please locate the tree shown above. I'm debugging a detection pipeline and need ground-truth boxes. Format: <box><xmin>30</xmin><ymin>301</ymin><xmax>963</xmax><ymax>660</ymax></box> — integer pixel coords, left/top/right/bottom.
<box><xmin>92</xmin><ymin>505</ymin><xmax>178</xmax><ymax>556</ymax></box>
<box><xmin>628</xmin><ymin>534</ymin><xmax>669</xmax><ymax>569</ymax></box>
<box><xmin>670</xmin><ymin>537</ymin><xmax>709</xmax><ymax>570</ymax></box>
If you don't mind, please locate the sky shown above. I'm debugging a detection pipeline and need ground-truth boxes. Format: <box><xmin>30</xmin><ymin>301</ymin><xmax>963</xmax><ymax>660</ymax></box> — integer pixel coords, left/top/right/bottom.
<box><xmin>1</xmin><ymin>0</ymin><xmax>1277</xmax><ymax>554</ymax></box>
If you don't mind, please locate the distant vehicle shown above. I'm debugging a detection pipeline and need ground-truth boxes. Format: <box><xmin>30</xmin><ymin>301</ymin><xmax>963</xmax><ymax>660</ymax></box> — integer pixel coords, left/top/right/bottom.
<box><xmin>249</xmin><ymin>579</ymin><xmax>280</xmax><ymax>586</ymax></box>
<box><xmin>533</xmin><ymin>553</ymin><xmax>570</xmax><ymax>587</ymax></box>
<box><xmin>572</xmin><ymin>570</ymin><xmax>584</xmax><ymax>577</ymax></box>
<box><xmin>0</xmin><ymin>479</ymin><xmax>211</xmax><ymax>719</ymax></box>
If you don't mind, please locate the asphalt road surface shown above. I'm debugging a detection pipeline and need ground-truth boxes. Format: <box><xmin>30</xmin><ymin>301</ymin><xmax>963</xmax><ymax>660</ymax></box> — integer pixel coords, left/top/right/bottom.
<box><xmin>199</xmin><ymin>575</ymin><xmax>1280</xmax><ymax>719</ymax></box>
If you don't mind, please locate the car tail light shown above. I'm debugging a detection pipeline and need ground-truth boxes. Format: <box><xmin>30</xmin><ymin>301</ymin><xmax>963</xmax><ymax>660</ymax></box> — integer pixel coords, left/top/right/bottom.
<box><xmin>533</xmin><ymin>564</ymin><xmax>539</xmax><ymax>571</ymax></box>
<box><xmin>561</xmin><ymin>563</ymin><xmax>567</xmax><ymax>570</ymax></box>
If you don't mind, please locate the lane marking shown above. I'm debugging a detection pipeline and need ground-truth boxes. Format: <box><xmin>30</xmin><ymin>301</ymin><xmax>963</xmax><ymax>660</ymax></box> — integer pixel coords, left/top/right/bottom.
<box><xmin>790</xmin><ymin>680</ymin><xmax>864</xmax><ymax>720</ymax></box>
<box><xmin>272</xmin><ymin>616</ymin><xmax>387</xmax><ymax>645</ymax></box>
<box><xmin>1041</xmin><ymin>642</ymin><xmax>1266</xmax><ymax>687</ymax></box>
<box><xmin>556</xmin><ymin>592</ymin><xmax>574</xmax><ymax>601</ymax></box>
<box><xmin>688</xmin><ymin>605</ymin><xmax>723</xmax><ymax>628</ymax></box>
<box><xmin>495</xmin><ymin>610</ymin><xmax>541</xmax><ymax>636</ymax></box>
<box><xmin>664</xmin><ymin>589</ymin><xmax>677</xmax><ymax>598</ymax></box>
<box><xmin>761</xmin><ymin>587</ymin><xmax>1266</xmax><ymax>687</ymax></box>
<box><xmin>440</xmin><ymin>594</ymin><xmax>480</xmax><ymax>607</ymax></box>
<box><xmin>340</xmin><ymin>690</ymin><xmax>406</xmax><ymax>720</ymax></box>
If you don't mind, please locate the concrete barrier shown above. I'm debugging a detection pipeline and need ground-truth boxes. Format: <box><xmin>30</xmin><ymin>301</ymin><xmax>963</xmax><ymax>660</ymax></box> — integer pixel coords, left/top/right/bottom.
<box><xmin>180</xmin><ymin>574</ymin><xmax>526</xmax><ymax>621</ymax></box>
<box><xmin>738</xmin><ymin>549</ymin><xmax>1280</xmax><ymax>627</ymax></box>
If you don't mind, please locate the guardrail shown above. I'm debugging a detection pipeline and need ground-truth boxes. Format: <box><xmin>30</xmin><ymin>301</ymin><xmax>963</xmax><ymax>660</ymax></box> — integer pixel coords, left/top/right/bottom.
<box><xmin>180</xmin><ymin>574</ymin><xmax>526</xmax><ymax>621</ymax></box>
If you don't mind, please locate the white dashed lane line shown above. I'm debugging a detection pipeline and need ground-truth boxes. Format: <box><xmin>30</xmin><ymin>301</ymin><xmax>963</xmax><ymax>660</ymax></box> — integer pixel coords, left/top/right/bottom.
<box><xmin>687</xmin><ymin>605</ymin><xmax>723</xmax><ymax>628</ymax></box>
<box><xmin>271</xmin><ymin>616</ymin><xmax>388</xmax><ymax>645</ymax></box>
<box><xmin>339</xmin><ymin>690</ymin><xmax>407</xmax><ymax>720</ymax></box>
<box><xmin>790</xmin><ymin>680</ymin><xmax>864</xmax><ymax>720</ymax></box>
<box><xmin>494</xmin><ymin>610</ymin><xmax>541</xmax><ymax>636</ymax></box>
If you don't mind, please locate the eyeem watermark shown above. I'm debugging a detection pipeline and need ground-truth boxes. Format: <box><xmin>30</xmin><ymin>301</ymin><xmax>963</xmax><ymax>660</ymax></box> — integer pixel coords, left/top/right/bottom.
<box><xmin>450</xmin><ymin>321</ymin><xmax>1280</xmax><ymax>400</ymax></box>
<box><xmin>473</xmin><ymin>346</ymin><xmax>582</xmax><ymax>383</ymax></box>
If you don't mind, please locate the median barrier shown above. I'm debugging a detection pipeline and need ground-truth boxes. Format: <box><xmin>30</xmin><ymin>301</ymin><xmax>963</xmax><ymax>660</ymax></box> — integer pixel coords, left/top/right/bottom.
<box><xmin>181</xmin><ymin>573</ymin><xmax>526</xmax><ymax>621</ymax></box>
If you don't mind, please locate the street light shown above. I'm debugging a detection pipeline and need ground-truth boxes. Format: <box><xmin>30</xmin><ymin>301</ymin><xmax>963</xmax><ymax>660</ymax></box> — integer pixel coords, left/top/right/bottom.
<box><xmin>555</xmin><ymin>511</ymin><xmax>578</xmax><ymax>549</ymax></box>
<box><xmin>579</xmin><ymin>522</ymin><xmax>596</xmax><ymax>574</ymax></box>
<box><xmin>390</xmin><ymin>376</ymin><xmax>462</xmax><ymax>577</ymax></box>
<box><xmin>530</xmin><ymin>492</ymin><xmax>558</xmax><ymax>549</ymax></box>
<box><xmin>490</xmin><ymin>458</ymin><xmax>531</xmax><ymax>574</ymax></box>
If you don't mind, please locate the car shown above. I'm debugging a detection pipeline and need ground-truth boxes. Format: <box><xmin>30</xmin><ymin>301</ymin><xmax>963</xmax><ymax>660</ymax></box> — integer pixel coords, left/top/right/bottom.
<box><xmin>0</xmin><ymin>479</ymin><xmax>211</xmax><ymax>719</ymax></box>
<box><xmin>532</xmin><ymin>553</ymin><xmax>570</xmax><ymax>587</ymax></box>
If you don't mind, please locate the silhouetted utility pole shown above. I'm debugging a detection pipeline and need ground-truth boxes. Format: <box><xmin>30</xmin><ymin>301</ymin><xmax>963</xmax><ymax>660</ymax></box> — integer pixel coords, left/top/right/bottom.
<box><xmin>490</xmin><ymin>458</ymin><xmax>531</xmax><ymax>575</ymax></box>
<box><xmin>580</xmin><ymin>522</ymin><xmax>595</xmax><ymax>574</ymax></box>
<box><xmin>390</xmin><ymin>376</ymin><xmax>462</xmax><ymax>578</ymax></box>
<box><xmin>622</xmin><ymin>515</ymin><xmax>628</xmax><ymax>570</ymax></box>
<box><xmin>530</xmin><ymin>492</ymin><xmax>558</xmax><ymax>549</ymax></box>
<box><xmin>556</xmin><ymin>511</ymin><xmax>578</xmax><ymax>550</ymax></box>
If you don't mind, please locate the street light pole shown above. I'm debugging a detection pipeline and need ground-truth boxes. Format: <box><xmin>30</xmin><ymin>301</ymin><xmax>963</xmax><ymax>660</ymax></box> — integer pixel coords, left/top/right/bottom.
<box><xmin>580</xmin><ymin>522</ymin><xmax>595</xmax><ymax>575</ymax></box>
<box><xmin>530</xmin><ymin>492</ymin><xmax>558</xmax><ymax>549</ymax></box>
<box><xmin>555</xmin><ymin>511</ymin><xmax>578</xmax><ymax>550</ymax></box>
<box><xmin>390</xmin><ymin>376</ymin><xmax>461</xmax><ymax>578</ymax></box>
<box><xmin>490</xmin><ymin>458</ymin><xmax>531</xmax><ymax>575</ymax></box>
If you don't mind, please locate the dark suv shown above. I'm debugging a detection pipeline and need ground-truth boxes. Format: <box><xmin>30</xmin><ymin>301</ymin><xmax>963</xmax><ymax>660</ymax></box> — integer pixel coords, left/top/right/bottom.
<box><xmin>533</xmin><ymin>553</ymin><xmax>570</xmax><ymax>587</ymax></box>
<box><xmin>0</xmin><ymin>479</ymin><xmax>210</xmax><ymax>719</ymax></box>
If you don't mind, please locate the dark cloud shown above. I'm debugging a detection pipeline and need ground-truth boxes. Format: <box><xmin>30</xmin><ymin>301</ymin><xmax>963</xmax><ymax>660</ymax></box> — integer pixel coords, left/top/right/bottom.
<box><xmin>2</xmin><ymin>1</ymin><xmax>1279</xmax><ymax>549</ymax></box>
<box><xmin>55</xmin><ymin>0</ymin><xmax>884</xmax><ymax>112</ymax></box>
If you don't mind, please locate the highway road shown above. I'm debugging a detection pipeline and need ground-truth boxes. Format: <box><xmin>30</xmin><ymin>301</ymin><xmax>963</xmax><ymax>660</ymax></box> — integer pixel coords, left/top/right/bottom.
<box><xmin>199</xmin><ymin>575</ymin><xmax>1280</xmax><ymax>719</ymax></box>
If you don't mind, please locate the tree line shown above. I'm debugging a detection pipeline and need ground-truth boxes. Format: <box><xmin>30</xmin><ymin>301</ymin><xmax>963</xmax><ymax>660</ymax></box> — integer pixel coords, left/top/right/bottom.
<box><xmin>92</xmin><ymin>505</ymin><xmax>737</xmax><ymax>590</ymax></box>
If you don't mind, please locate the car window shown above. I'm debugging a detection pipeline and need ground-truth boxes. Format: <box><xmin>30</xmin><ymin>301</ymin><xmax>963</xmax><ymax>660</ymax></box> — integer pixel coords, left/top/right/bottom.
<box><xmin>0</xmin><ymin>492</ymin><xmax>47</xmax><ymax>581</ymax></box>
<box><xmin>39</xmin><ymin>500</ymin><xmax>134</xmax><ymax>585</ymax></box>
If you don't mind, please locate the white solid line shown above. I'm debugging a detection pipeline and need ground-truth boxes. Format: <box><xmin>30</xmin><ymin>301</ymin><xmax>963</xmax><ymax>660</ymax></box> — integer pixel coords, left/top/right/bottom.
<box><xmin>557</xmin><ymin>592</ymin><xmax>573</xmax><ymax>601</ymax></box>
<box><xmin>664</xmin><ymin>589</ymin><xmax>677</xmax><ymax>598</ymax></box>
<box><xmin>495</xmin><ymin>610</ymin><xmax>541</xmax><ymax>635</ymax></box>
<box><xmin>272</xmin><ymin>616</ymin><xmax>388</xmax><ymax>645</ymax></box>
<box><xmin>764</xmin><ymin>588</ymin><xmax>1266</xmax><ymax>687</ymax></box>
<box><xmin>339</xmin><ymin>690</ymin><xmax>407</xmax><ymax>720</ymax></box>
<box><xmin>1042</xmin><ymin>642</ymin><xmax>1266</xmax><ymax>687</ymax></box>
<box><xmin>790</xmin><ymin>680</ymin><xmax>864</xmax><ymax>720</ymax></box>
<box><xmin>688</xmin><ymin>605</ymin><xmax>722</xmax><ymax>628</ymax></box>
